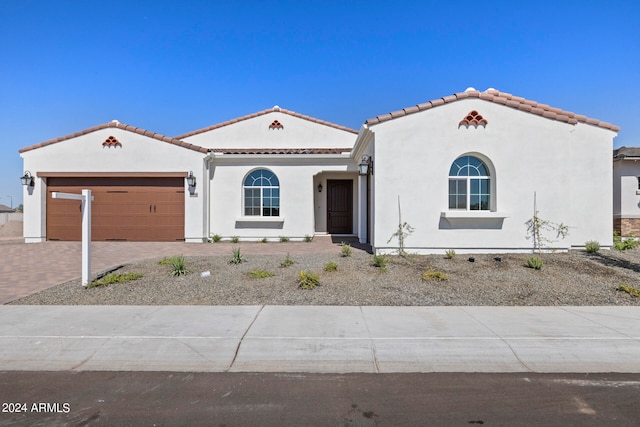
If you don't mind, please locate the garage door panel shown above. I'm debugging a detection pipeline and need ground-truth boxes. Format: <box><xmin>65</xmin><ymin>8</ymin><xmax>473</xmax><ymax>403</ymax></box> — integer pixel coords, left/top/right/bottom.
<box><xmin>47</xmin><ymin>177</ymin><xmax>185</xmax><ymax>241</ymax></box>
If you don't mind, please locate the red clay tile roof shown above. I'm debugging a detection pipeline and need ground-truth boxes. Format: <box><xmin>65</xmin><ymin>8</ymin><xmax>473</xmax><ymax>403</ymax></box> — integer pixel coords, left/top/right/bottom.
<box><xmin>19</xmin><ymin>121</ymin><xmax>209</xmax><ymax>154</ymax></box>
<box><xmin>175</xmin><ymin>106</ymin><xmax>358</xmax><ymax>139</ymax></box>
<box><xmin>209</xmin><ymin>148</ymin><xmax>351</xmax><ymax>155</ymax></box>
<box><xmin>365</xmin><ymin>89</ymin><xmax>620</xmax><ymax>132</ymax></box>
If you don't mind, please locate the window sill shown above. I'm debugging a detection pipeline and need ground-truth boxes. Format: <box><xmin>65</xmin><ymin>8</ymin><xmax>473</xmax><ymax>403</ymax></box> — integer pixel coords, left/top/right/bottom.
<box><xmin>440</xmin><ymin>211</ymin><xmax>508</xmax><ymax>219</ymax></box>
<box><xmin>235</xmin><ymin>216</ymin><xmax>285</xmax><ymax>223</ymax></box>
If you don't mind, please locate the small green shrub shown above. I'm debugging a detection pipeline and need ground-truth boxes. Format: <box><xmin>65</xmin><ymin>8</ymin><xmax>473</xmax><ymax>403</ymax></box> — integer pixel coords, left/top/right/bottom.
<box><xmin>298</xmin><ymin>271</ymin><xmax>320</xmax><ymax>289</ymax></box>
<box><xmin>211</xmin><ymin>234</ymin><xmax>222</xmax><ymax>243</ymax></box>
<box><xmin>280</xmin><ymin>253</ymin><xmax>295</xmax><ymax>268</ymax></box>
<box><xmin>279</xmin><ymin>236</ymin><xmax>290</xmax><ymax>243</ymax></box>
<box><xmin>585</xmin><ymin>240</ymin><xmax>600</xmax><ymax>253</ymax></box>
<box><xmin>371</xmin><ymin>254</ymin><xmax>388</xmax><ymax>272</ymax></box>
<box><xmin>340</xmin><ymin>242</ymin><xmax>352</xmax><ymax>257</ymax></box>
<box><xmin>618</xmin><ymin>283</ymin><xmax>640</xmax><ymax>298</ymax></box>
<box><xmin>526</xmin><ymin>256</ymin><xmax>543</xmax><ymax>270</ymax></box>
<box><xmin>304</xmin><ymin>235</ymin><xmax>313</xmax><ymax>242</ymax></box>
<box><xmin>324</xmin><ymin>261</ymin><xmax>338</xmax><ymax>271</ymax></box>
<box><xmin>260</xmin><ymin>237</ymin><xmax>268</xmax><ymax>243</ymax></box>
<box><xmin>170</xmin><ymin>255</ymin><xmax>189</xmax><ymax>276</ymax></box>
<box><xmin>89</xmin><ymin>272</ymin><xmax>143</xmax><ymax>288</ymax></box>
<box><xmin>248</xmin><ymin>269</ymin><xmax>275</xmax><ymax>279</ymax></box>
<box><xmin>159</xmin><ymin>256</ymin><xmax>174</xmax><ymax>265</ymax></box>
<box><xmin>421</xmin><ymin>270</ymin><xmax>448</xmax><ymax>281</ymax></box>
<box><xmin>613</xmin><ymin>232</ymin><xmax>640</xmax><ymax>251</ymax></box>
<box><xmin>231</xmin><ymin>236</ymin><xmax>239</xmax><ymax>243</ymax></box>
<box><xmin>229</xmin><ymin>247</ymin><xmax>245</xmax><ymax>265</ymax></box>
<box><xmin>445</xmin><ymin>249</ymin><xmax>456</xmax><ymax>259</ymax></box>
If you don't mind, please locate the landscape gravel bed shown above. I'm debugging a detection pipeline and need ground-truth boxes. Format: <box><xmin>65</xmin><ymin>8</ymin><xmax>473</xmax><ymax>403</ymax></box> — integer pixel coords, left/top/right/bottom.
<box><xmin>9</xmin><ymin>246</ymin><xmax>640</xmax><ymax>306</ymax></box>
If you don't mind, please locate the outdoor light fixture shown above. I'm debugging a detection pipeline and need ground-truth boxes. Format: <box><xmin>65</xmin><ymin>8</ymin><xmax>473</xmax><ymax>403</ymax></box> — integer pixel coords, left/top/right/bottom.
<box><xmin>317</xmin><ymin>183</ymin><xmax>323</xmax><ymax>193</ymax></box>
<box><xmin>358</xmin><ymin>155</ymin><xmax>373</xmax><ymax>175</ymax></box>
<box><xmin>186</xmin><ymin>171</ymin><xmax>196</xmax><ymax>188</ymax></box>
<box><xmin>20</xmin><ymin>171</ymin><xmax>34</xmax><ymax>187</ymax></box>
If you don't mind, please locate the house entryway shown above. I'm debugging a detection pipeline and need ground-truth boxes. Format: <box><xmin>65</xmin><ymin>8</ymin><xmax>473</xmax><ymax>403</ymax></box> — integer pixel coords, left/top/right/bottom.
<box><xmin>327</xmin><ymin>179</ymin><xmax>353</xmax><ymax>234</ymax></box>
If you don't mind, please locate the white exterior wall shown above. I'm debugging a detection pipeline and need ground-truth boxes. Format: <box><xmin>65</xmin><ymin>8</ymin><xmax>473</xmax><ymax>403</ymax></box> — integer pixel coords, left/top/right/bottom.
<box><xmin>20</xmin><ymin>128</ymin><xmax>207</xmax><ymax>242</ymax></box>
<box><xmin>369</xmin><ymin>99</ymin><xmax>615</xmax><ymax>253</ymax></box>
<box><xmin>208</xmin><ymin>157</ymin><xmax>357</xmax><ymax>240</ymax></box>
<box><xmin>613</xmin><ymin>160</ymin><xmax>640</xmax><ymax>218</ymax></box>
<box><xmin>183</xmin><ymin>111</ymin><xmax>356</xmax><ymax>150</ymax></box>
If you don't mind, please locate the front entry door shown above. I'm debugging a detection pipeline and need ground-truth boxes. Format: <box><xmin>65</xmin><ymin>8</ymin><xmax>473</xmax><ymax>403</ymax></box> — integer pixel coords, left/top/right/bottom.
<box><xmin>327</xmin><ymin>180</ymin><xmax>353</xmax><ymax>234</ymax></box>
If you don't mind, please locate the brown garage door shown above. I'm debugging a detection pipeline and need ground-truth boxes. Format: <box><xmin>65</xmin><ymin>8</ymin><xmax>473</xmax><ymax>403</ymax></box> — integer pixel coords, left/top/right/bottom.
<box><xmin>47</xmin><ymin>177</ymin><xmax>185</xmax><ymax>241</ymax></box>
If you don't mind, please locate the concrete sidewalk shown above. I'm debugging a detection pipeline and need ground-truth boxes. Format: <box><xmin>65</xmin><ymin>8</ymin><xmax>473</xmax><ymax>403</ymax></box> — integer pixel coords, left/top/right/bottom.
<box><xmin>1</xmin><ymin>305</ymin><xmax>639</xmax><ymax>373</ymax></box>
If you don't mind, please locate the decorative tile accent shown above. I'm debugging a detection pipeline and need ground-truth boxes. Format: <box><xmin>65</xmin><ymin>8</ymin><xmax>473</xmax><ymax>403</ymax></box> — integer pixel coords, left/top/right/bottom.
<box><xmin>459</xmin><ymin>110</ymin><xmax>488</xmax><ymax>127</ymax></box>
<box><xmin>269</xmin><ymin>120</ymin><xmax>284</xmax><ymax>130</ymax></box>
<box><xmin>102</xmin><ymin>136</ymin><xmax>122</xmax><ymax>148</ymax></box>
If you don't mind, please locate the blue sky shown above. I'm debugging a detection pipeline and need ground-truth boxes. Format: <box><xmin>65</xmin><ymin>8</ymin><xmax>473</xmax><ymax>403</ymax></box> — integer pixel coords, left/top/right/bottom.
<box><xmin>1</xmin><ymin>1</ymin><xmax>638</xmax><ymax>208</ymax></box>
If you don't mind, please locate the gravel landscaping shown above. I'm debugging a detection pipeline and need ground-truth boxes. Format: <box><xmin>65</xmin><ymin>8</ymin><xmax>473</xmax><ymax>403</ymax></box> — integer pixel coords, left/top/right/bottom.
<box><xmin>9</xmin><ymin>245</ymin><xmax>640</xmax><ymax>306</ymax></box>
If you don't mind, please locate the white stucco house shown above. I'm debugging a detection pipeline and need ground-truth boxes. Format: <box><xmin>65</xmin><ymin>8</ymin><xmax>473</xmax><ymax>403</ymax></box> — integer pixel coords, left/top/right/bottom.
<box><xmin>613</xmin><ymin>147</ymin><xmax>640</xmax><ymax>236</ymax></box>
<box><xmin>20</xmin><ymin>88</ymin><xmax>620</xmax><ymax>253</ymax></box>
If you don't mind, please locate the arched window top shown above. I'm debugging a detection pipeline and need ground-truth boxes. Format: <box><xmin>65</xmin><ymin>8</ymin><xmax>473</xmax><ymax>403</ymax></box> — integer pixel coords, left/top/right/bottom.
<box><xmin>449</xmin><ymin>155</ymin><xmax>490</xmax><ymax>177</ymax></box>
<box><xmin>244</xmin><ymin>169</ymin><xmax>279</xmax><ymax>187</ymax></box>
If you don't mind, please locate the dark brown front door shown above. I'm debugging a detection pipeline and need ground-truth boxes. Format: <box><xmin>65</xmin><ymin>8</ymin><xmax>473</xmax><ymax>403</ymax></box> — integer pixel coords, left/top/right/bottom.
<box><xmin>327</xmin><ymin>180</ymin><xmax>353</xmax><ymax>234</ymax></box>
<box><xmin>47</xmin><ymin>177</ymin><xmax>184</xmax><ymax>241</ymax></box>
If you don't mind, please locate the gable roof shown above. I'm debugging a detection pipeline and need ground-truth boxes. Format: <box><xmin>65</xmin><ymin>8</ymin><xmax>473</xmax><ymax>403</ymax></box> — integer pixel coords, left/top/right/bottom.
<box><xmin>613</xmin><ymin>146</ymin><xmax>640</xmax><ymax>160</ymax></box>
<box><xmin>19</xmin><ymin>121</ymin><xmax>209</xmax><ymax>154</ymax></box>
<box><xmin>365</xmin><ymin>89</ymin><xmax>620</xmax><ymax>132</ymax></box>
<box><xmin>0</xmin><ymin>204</ymin><xmax>14</xmax><ymax>213</ymax></box>
<box><xmin>175</xmin><ymin>106</ymin><xmax>359</xmax><ymax>139</ymax></box>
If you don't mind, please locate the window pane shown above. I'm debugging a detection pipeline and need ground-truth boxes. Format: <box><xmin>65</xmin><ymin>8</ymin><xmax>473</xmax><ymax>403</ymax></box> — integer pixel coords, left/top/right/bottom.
<box><xmin>470</xmin><ymin>195</ymin><xmax>480</xmax><ymax>210</ymax></box>
<box><xmin>457</xmin><ymin>195</ymin><xmax>466</xmax><ymax>209</ymax></box>
<box><xmin>470</xmin><ymin>179</ymin><xmax>479</xmax><ymax>193</ymax></box>
<box><xmin>480</xmin><ymin>179</ymin><xmax>490</xmax><ymax>193</ymax></box>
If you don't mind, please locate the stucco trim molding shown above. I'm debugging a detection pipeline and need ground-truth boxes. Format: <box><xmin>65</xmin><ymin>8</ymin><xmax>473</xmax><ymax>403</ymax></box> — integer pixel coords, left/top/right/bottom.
<box><xmin>37</xmin><ymin>172</ymin><xmax>189</xmax><ymax>178</ymax></box>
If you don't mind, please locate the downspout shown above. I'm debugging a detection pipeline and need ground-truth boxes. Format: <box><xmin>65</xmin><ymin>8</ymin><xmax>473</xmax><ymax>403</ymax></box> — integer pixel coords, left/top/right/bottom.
<box><xmin>204</xmin><ymin>152</ymin><xmax>214</xmax><ymax>242</ymax></box>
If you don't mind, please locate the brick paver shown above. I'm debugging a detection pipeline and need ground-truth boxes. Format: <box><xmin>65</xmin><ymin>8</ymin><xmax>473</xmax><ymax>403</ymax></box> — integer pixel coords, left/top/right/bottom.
<box><xmin>0</xmin><ymin>237</ymin><xmax>365</xmax><ymax>304</ymax></box>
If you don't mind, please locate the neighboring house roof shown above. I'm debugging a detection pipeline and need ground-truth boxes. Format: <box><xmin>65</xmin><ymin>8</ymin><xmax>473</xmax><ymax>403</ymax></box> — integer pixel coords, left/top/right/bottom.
<box><xmin>365</xmin><ymin>89</ymin><xmax>620</xmax><ymax>132</ymax></box>
<box><xmin>19</xmin><ymin>121</ymin><xmax>209</xmax><ymax>154</ymax></box>
<box><xmin>613</xmin><ymin>146</ymin><xmax>640</xmax><ymax>160</ymax></box>
<box><xmin>209</xmin><ymin>148</ymin><xmax>351</xmax><ymax>155</ymax></box>
<box><xmin>0</xmin><ymin>204</ymin><xmax>14</xmax><ymax>213</ymax></box>
<box><xmin>175</xmin><ymin>106</ymin><xmax>359</xmax><ymax>139</ymax></box>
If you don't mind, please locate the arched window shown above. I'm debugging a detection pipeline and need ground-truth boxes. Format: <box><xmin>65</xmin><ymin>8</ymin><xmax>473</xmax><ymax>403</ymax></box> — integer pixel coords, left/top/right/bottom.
<box><xmin>448</xmin><ymin>155</ymin><xmax>491</xmax><ymax>210</ymax></box>
<box><xmin>244</xmin><ymin>169</ymin><xmax>280</xmax><ymax>216</ymax></box>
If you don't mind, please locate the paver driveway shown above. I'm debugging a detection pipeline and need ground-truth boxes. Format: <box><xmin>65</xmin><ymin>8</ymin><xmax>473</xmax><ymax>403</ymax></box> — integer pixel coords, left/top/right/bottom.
<box><xmin>0</xmin><ymin>237</ymin><xmax>351</xmax><ymax>304</ymax></box>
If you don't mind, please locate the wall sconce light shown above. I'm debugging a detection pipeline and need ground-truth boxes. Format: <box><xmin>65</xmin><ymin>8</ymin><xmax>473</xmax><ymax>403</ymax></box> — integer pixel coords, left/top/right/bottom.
<box><xmin>186</xmin><ymin>171</ymin><xmax>196</xmax><ymax>188</ymax></box>
<box><xmin>317</xmin><ymin>183</ymin><xmax>323</xmax><ymax>193</ymax></box>
<box><xmin>358</xmin><ymin>155</ymin><xmax>373</xmax><ymax>175</ymax></box>
<box><xmin>20</xmin><ymin>171</ymin><xmax>34</xmax><ymax>187</ymax></box>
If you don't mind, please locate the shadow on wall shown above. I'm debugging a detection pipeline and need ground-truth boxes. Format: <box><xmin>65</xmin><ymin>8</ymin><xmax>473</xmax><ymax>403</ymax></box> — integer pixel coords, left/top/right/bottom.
<box><xmin>438</xmin><ymin>217</ymin><xmax>504</xmax><ymax>230</ymax></box>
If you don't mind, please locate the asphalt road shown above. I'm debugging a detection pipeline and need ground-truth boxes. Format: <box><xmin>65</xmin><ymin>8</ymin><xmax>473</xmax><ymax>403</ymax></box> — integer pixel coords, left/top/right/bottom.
<box><xmin>2</xmin><ymin>372</ymin><xmax>639</xmax><ymax>426</ymax></box>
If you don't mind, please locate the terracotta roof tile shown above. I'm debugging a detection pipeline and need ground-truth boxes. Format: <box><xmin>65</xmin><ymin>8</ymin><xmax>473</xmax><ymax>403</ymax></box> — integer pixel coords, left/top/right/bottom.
<box><xmin>175</xmin><ymin>106</ymin><xmax>358</xmax><ymax>139</ymax></box>
<box><xmin>209</xmin><ymin>148</ymin><xmax>351</xmax><ymax>155</ymax></box>
<box><xmin>19</xmin><ymin>121</ymin><xmax>209</xmax><ymax>154</ymax></box>
<box><xmin>365</xmin><ymin>89</ymin><xmax>620</xmax><ymax>132</ymax></box>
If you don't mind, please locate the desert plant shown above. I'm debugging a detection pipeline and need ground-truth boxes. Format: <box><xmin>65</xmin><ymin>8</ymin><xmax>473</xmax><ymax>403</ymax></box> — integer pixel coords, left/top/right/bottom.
<box><xmin>229</xmin><ymin>247</ymin><xmax>245</xmax><ymax>265</ymax></box>
<box><xmin>387</xmin><ymin>195</ymin><xmax>414</xmax><ymax>256</ymax></box>
<box><xmin>231</xmin><ymin>236</ymin><xmax>239</xmax><ymax>243</ymax></box>
<box><xmin>158</xmin><ymin>256</ymin><xmax>174</xmax><ymax>265</ymax></box>
<box><xmin>298</xmin><ymin>271</ymin><xmax>320</xmax><ymax>289</ymax></box>
<box><xmin>618</xmin><ymin>283</ymin><xmax>640</xmax><ymax>298</ymax></box>
<box><xmin>371</xmin><ymin>253</ymin><xmax>388</xmax><ymax>272</ymax></box>
<box><xmin>324</xmin><ymin>261</ymin><xmax>338</xmax><ymax>272</ymax></box>
<box><xmin>304</xmin><ymin>235</ymin><xmax>313</xmax><ymax>242</ymax></box>
<box><xmin>585</xmin><ymin>240</ymin><xmax>600</xmax><ymax>253</ymax></box>
<box><xmin>211</xmin><ymin>234</ymin><xmax>222</xmax><ymax>243</ymax></box>
<box><xmin>280</xmin><ymin>253</ymin><xmax>295</xmax><ymax>268</ymax></box>
<box><xmin>525</xmin><ymin>192</ymin><xmax>569</xmax><ymax>253</ymax></box>
<box><xmin>340</xmin><ymin>242</ymin><xmax>352</xmax><ymax>257</ymax></box>
<box><xmin>88</xmin><ymin>272</ymin><xmax>143</xmax><ymax>288</ymax></box>
<box><xmin>248</xmin><ymin>269</ymin><xmax>275</xmax><ymax>279</ymax></box>
<box><xmin>421</xmin><ymin>270</ymin><xmax>448</xmax><ymax>281</ymax></box>
<box><xmin>445</xmin><ymin>249</ymin><xmax>456</xmax><ymax>259</ymax></box>
<box><xmin>613</xmin><ymin>232</ymin><xmax>640</xmax><ymax>251</ymax></box>
<box><xmin>260</xmin><ymin>237</ymin><xmax>268</xmax><ymax>243</ymax></box>
<box><xmin>279</xmin><ymin>236</ymin><xmax>290</xmax><ymax>243</ymax></box>
<box><xmin>526</xmin><ymin>256</ymin><xmax>544</xmax><ymax>270</ymax></box>
<box><xmin>169</xmin><ymin>255</ymin><xmax>189</xmax><ymax>276</ymax></box>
